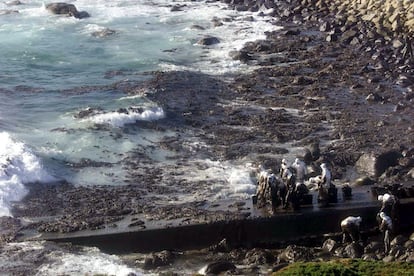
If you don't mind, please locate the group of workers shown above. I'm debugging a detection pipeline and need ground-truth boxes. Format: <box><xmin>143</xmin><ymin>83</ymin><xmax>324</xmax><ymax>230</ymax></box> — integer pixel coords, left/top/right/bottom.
<box><xmin>254</xmin><ymin>158</ymin><xmax>336</xmax><ymax>212</ymax></box>
<box><xmin>340</xmin><ymin>192</ymin><xmax>399</xmax><ymax>254</ymax></box>
<box><xmin>254</xmin><ymin>157</ymin><xmax>400</xmax><ymax>254</ymax></box>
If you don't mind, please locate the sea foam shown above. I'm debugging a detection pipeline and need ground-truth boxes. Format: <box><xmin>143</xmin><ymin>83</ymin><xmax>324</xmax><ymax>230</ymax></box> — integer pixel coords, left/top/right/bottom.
<box><xmin>0</xmin><ymin>132</ymin><xmax>55</xmax><ymax>217</ymax></box>
<box><xmin>89</xmin><ymin>106</ymin><xmax>165</xmax><ymax>127</ymax></box>
<box><xmin>0</xmin><ymin>241</ymin><xmax>146</xmax><ymax>276</ymax></box>
<box><xmin>35</xmin><ymin>245</ymin><xmax>145</xmax><ymax>276</ymax></box>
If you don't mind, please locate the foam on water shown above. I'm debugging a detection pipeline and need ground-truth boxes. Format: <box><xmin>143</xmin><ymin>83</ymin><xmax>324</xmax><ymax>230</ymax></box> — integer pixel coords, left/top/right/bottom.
<box><xmin>36</xmin><ymin>246</ymin><xmax>145</xmax><ymax>276</ymax></box>
<box><xmin>0</xmin><ymin>241</ymin><xmax>148</xmax><ymax>276</ymax></box>
<box><xmin>0</xmin><ymin>132</ymin><xmax>55</xmax><ymax>217</ymax></box>
<box><xmin>158</xmin><ymin>3</ymin><xmax>280</xmax><ymax>74</ymax></box>
<box><xmin>215</xmin><ymin>162</ymin><xmax>257</xmax><ymax>199</ymax></box>
<box><xmin>88</xmin><ymin>106</ymin><xmax>165</xmax><ymax>127</ymax></box>
<box><xmin>171</xmin><ymin>159</ymin><xmax>257</xmax><ymax>203</ymax></box>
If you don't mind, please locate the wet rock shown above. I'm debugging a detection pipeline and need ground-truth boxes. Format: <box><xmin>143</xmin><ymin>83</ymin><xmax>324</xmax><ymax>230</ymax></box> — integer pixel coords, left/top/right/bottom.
<box><xmin>389</xmin><ymin>245</ymin><xmax>406</xmax><ymax>259</ymax></box>
<box><xmin>383</xmin><ymin>255</ymin><xmax>395</xmax><ymax>262</ymax></box>
<box><xmin>283</xmin><ymin>29</ymin><xmax>300</xmax><ymax>36</ymax></box>
<box><xmin>46</xmin><ymin>2</ymin><xmax>90</xmax><ymax>19</ymax></box>
<box><xmin>322</xmin><ymin>238</ymin><xmax>339</xmax><ymax>253</ymax></box>
<box><xmin>292</xmin><ymin>76</ymin><xmax>315</xmax><ymax>85</ymax></box>
<box><xmin>0</xmin><ymin>217</ymin><xmax>21</xmax><ymax>244</ymax></box>
<box><xmin>319</xmin><ymin>21</ymin><xmax>331</xmax><ymax>32</ymax></box>
<box><xmin>391</xmin><ymin>235</ymin><xmax>408</xmax><ymax>246</ymax></box>
<box><xmin>229</xmin><ymin>50</ymin><xmax>252</xmax><ymax>62</ymax></box>
<box><xmin>197</xmin><ymin>36</ymin><xmax>220</xmax><ymax>45</ymax></box>
<box><xmin>364</xmin><ymin>241</ymin><xmax>384</xmax><ymax>255</ymax></box>
<box><xmin>143</xmin><ymin>250</ymin><xmax>175</xmax><ymax>270</ymax></box>
<box><xmin>333</xmin><ymin>246</ymin><xmax>346</xmax><ymax>258</ymax></box>
<box><xmin>404</xmin><ymin>239</ymin><xmax>414</xmax><ymax>250</ymax></box>
<box><xmin>128</xmin><ymin>219</ymin><xmax>145</xmax><ymax>228</ymax></box>
<box><xmin>92</xmin><ymin>28</ymin><xmax>116</xmax><ymax>38</ymax></box>
<box><xmin>170</xmin><ymin>4</ymin><xmax>185</xmax><ymax>12</ymax></box>
<box><xmin>191</xmin><ymin>24</ymin><xmax>205</xmax><ymax>30</ymax></box>
<box><xmin>342</xmin><ymin>184</ymin><xmax>352</xmax><ymax>198</ymax></box>
<box><xmin>235</xmin><ymin>5</ymin><xmax>249</xmax><ymax>12</ymax></box>
<box><xmin>326</xmin><ymin>34</ymin><xmax>338</xmax><ymax>42</ymax></box>
<box><xmin>209</xmin><ymin>238</ymin><xmax>231</xmax><ymax>253</ymax></box>
<box><xmin>408</xmin><ymin>168</ymin><xmax>414</xmax><ymax>179</ymax></box>
<box><xmin>309</xmin><ymin>142</ymin><xmax>320</xmax><ymax>162</ymax></box>
<box><xmin>74</xmin><ymin>11</ymin><xmax>90</xmax><ymax>19</ymax></box>
<box><xmin>205</xmin><ymin>260</ymin><xmax>236</xmax><ymax>274</ymax></box>
<box><xmin>406</xmin><ymin>252</ymin><xmax>414</xmax><ymax>263</ymax></box>
<box><xmin>278</xmin><ymin>245</ymin><xmax>314</xmax><ymax>262</ymax></box>
<box><xmin>396</xmin><ymin>74</ymin><xmax>414</xmax><ymax>88</ymax></box>
<box><xmin>211</xmin><ymin>17</ymin><xmax>223</xmax><ymax>27</ymax></box>
<box><xmin>366</xmin><ymin>92</ymin><xmax>383</xmax><ymax>102</ymax></box>
<box><xmin>244</xmin><ymin>248</ymin><xmax>275</xmax><ymax>265</ymax></box>
<box><xmin>46</xmin><ymin>3</ymin><xmax>78</xmax><ymax>15</ymax></box>
<box><xmin>73</xmin><ymin>107</ymin><xmax>102</xmax><ymax>119</ymax></box>
<box><xmin>340</xmin><ymin>29</ymin><xmax>358</xmax><ymax>44</ymax></box>
<box><xmin>362</xmin><ymin>253</ymin><xmax>379</xmax><ymax>261</ymax></box>
<box><xmin>344</xmin><ymin>242</ymin><xmax>363</xmax><ymax>259</ymax></box>
<box><xmin>355</xmin><ymin>151</ymin><xmax>402</xmax><ymax>177</ymax></box>
<box><xmin>353</xmin><ymin>176</ymin><xmax>375</xmax><ymax>186</ymax></box>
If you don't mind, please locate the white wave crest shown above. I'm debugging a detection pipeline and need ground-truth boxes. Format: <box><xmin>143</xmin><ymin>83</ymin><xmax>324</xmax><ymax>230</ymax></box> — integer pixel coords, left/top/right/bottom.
<box><xmin>35</xmin><ymin>245</ymin><xmax>145</xmax><ymax>276</ymax></box>
<box><xmin>0</xmin><ymin>241</ymin><xmax>147</xmax><ymax>276</ymax></box>
<box><xmin>0</xmin><ymin>132</ymin><xmax>55</xmax><ymax>217</ymax></box>
<box><xmin>228</xmin><ymin>168</ymin><xmax>256</xmax><ymax>195</ymax></box>
<box><xmin>89</xmin><ymin>106</ymin><xmax>165</xmax><ymax>127</ymax></box>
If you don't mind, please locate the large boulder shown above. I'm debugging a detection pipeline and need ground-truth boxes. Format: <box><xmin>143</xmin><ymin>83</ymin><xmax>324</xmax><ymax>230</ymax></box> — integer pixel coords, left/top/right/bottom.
<box><xmin>391</xmin><ymin>235</ymin><xmax>408</xmax><ymax>247</ymax></box>
<box><xmin>355</xmin><ymin>150</ymin><xmax>402</xmax><ymax>177</ymax></box>
<box><xmin>197</xmin><ymin>36</ymin><xmax>220</xmax><ymax>46</ymax></box>
<box><xmin>322</xmin><ymin>238</ymin><xmax>339</xmax><ymax>253</ymax></box>
<box><xmin>244</xmin><ymin>248</ymin><xmax>275</xmax><ymax>265</ymax></box>
<box><xmin>91</xmin><ymin>28</ymin><xmax>117</xmax><ymax>38</ymax></box>
<box><xmin>364</xmin><ymin>241</ymin><xmax>384</xmax><ymax>255</ymax></box>
<box><xmin>205</xmin><ymin>261</ymin><xmax>236</xmax><ymax>274</ymax></box>
<box><xmin>142</xmin><ymin>250</ymin><xmax>175</xmax><ymax>270</ymax></box>
<box><xmin>278</xmin><ymin>245</ymin><xmax>314</xmax><ymax>262</ymax></box>
<box><xmin>46</xmin><ymin>2</ymin><xmax>90</xmax><ymax>19</ymax></box>
<box><xmin>344</xmin><ymin>242</ymin><xmax>363</xmax><ymax>259</ymax></box>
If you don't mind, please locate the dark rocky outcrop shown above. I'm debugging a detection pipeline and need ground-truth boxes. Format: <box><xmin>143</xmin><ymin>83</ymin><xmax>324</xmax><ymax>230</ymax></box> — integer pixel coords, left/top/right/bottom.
<box><xmin>356</xmin><ymin>151</ymin><xmax>403</xmax><ymax>177</ymax></box>
<box><xmin>197</xmin><ymin>36</ymin><xmax>220</xmax><ymax>45</ymax></box>
<box><xmin>278</xmin><ymin>245</ymin><xmax>314</xmax><ymax>262</ymax></box>
<box><xmin>91</xmin><ymin>28</ymin><xmax>117</xmax><ymax>38</ymax></box>
<box><xmin>205</xmin><ymin>260</ymin><xmax>236</xmax><ymax>274</ymax></box>
<box><xmin>143</xmin><ymin>250</ymin><xmax>175</xmax><ymax>270</ymax></box>
<box><xmin>45</xmin><ymin>2</ymin><xmax>90</xmax><ymax>19</ymax></box>
<box><xmin>344</xmin><ymin>242</ymin><xmax>364</xmax><ymax>259</ymax></box>
<box><xmin>322</xmin><ymin>238</ymin><xmax>339</xmax><ymax>253</ymax></box>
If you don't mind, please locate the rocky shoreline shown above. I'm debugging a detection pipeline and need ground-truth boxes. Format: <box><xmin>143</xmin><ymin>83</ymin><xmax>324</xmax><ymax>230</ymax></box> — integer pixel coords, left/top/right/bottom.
<box><xmin>1</xmin><ymin>0</ymin><xmax>414</xmax><ymax>275</ymax></box>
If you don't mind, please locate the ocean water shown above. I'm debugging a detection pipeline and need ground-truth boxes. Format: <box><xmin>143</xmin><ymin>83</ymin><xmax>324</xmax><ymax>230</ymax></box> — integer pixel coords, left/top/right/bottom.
<box><xmin>0</xmin><ymin>0</ymin><xmax>281</xmax><ymax>274</ymax></box>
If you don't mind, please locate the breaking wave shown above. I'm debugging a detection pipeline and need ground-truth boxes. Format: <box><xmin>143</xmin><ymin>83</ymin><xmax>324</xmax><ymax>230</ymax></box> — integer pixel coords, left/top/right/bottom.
<box><xmin>0</xmin><ymin>132</ymin><xmax>55</xmax><ymax>217</ymax></box>
<box><xmin>88</xmin><ymin>106</ymin><xmax>165</xmax><ymax>127</ymax></box>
